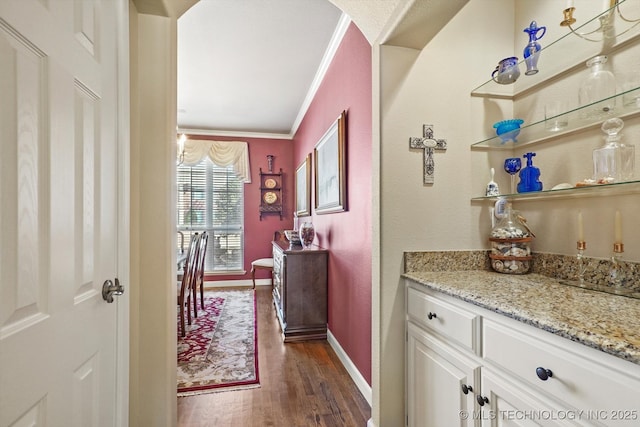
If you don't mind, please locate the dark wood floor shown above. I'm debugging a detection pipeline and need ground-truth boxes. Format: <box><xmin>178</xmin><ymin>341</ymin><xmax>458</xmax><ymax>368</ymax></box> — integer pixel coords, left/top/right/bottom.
<box><xmin>177</xmin><ymin>287</ymin><xmax>371</xmax><ymax>427</ymax></box>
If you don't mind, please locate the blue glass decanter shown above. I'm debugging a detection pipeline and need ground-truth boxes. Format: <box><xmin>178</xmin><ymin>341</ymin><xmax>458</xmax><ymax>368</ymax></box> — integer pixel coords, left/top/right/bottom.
<box><xmin>517</xmin><ymin>152</ymin><xmax>543</xmax><ymax>193</ymax></box>
<box><xmin>523</xmin><ymin>21</ymin><xmax>546</xmax><ymax>76</ymax></box>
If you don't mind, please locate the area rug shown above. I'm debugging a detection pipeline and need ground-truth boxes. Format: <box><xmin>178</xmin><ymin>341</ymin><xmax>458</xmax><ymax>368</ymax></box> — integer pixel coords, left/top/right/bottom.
<box><xmin>177</xmin><ymin>288</ymin><xmax>259</xmax><ymax>396</ymax></box>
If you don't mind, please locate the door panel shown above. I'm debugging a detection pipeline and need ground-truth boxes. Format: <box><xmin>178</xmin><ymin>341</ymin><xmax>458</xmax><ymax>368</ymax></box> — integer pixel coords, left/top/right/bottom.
<box><xmin>0</xmin><ymin>13</ymin><xmax>48</xmax><ymax>339</ymax></box>
<box><xmin>0</xmin><ymin>1</ymin><xmax>122</xmax><ymax>425</ymax></box>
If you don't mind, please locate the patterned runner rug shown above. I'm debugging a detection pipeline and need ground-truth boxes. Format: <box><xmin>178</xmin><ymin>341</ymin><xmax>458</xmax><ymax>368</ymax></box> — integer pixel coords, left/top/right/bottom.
<box><xmin>177</xmin><ymin>288</ymin><xmax>259</xmax><ymax>396</ymax></box>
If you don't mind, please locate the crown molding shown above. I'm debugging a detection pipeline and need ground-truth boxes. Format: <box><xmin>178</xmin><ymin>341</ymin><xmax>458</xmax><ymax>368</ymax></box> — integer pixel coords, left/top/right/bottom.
<box><xmin>289</xmin><ymin>12</ymin><xmax>352</xmax><ymax>136</ymax></box>
<box><xmin>177</xmin><ymin>127</ymin><xmax>294</xmax><ymax>140</ymax></box>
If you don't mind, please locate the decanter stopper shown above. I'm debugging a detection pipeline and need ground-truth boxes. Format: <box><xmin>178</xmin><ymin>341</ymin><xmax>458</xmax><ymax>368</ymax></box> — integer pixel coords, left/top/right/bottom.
<box><xmin>601</xmin><ymin>117</ymin><xmax>624</xmax><ymax>140</ymax></box>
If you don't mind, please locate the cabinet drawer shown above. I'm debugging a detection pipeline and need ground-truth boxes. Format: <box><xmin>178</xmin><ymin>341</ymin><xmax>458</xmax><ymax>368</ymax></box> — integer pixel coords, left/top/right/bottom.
<box><xmin>407</xmin><ymin>287</ymin><xmax>479</xmax><ymax>352</ymax></box>
<box><xmin>272</xmin><ymin>246</ymin><xmax>283</xmax><ymax>274</ymax></box>
<box><xmin>483</xmin><ymin>319</ymin><xmax>640</xmax><ymax>421</ymax></box>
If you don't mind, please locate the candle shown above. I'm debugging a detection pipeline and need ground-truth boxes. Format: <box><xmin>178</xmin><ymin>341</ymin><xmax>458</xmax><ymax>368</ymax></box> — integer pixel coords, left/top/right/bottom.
<box><xmin>567</xmin><ymin>0</ymin><xmax>574</xmax><ymax>8</ymax></box>
<box><xmin>578</xmin><ymin>212</ymin><xmax>584</xmax><ymax>242</ymax></box>
<box><xmin>614</xmin><ymin>210</ymin><xmax>622</xmax><ymax>243</ymax></box>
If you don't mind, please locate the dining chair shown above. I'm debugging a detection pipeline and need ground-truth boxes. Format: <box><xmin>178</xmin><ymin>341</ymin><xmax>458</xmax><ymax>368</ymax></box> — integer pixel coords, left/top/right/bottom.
<box><xmin>177</xmin><ymin>231</ymin><xmax>187</xmax><ymax>269</ymax></box>
<box><xmin>250</xmin><ymin>231</ymin><xmax>284</xmax><ymax>289</ymax></box>
<box><xmin>178</xmin><ymin>232</ymin><xmax>200</xmax><ymax>337</ymax></box>
<box><xmin>191</xmin><ymin>231</ymin><xmax>208</xmax><ymax>317</ymax></box>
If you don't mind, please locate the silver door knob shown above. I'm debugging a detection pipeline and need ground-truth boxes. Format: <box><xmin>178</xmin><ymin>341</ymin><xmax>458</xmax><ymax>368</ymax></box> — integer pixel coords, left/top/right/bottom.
<box><xmin>102</xmin><ymin>278</ymin><xmax>124</xmax><ymax>303</ymax></box>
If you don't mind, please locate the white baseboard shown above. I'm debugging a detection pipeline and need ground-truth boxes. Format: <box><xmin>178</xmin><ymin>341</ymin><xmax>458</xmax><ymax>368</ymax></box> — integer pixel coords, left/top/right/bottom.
<box><xmin>327</xmin><ymin>329</ymin><xmax>372</xmax><ymax>407</ymax></box>
<box><xmin>204</xmin><ymin>278</ymin><xmax>271</xmax><ymax>288</ymax></box>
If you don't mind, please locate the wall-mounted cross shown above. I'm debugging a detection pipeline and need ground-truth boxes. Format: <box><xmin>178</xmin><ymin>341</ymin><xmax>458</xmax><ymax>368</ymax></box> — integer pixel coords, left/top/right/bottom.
<box><xmin>409</xmin><ymin>124</ymin><xmax>447</xmax><ymax>184</ymax></box>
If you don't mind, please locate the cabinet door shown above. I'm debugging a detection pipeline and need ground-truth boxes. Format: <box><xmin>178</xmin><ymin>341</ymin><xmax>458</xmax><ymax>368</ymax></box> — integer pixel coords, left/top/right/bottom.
<box><xmin>407</xmin><ymin>322</ymin><xmax>479</xmax><ymax>427</ymax></box>
<box><xmin>479</xmin><ymin>369</ymin><xmax>583</xmax><ymax>427</ymax></box>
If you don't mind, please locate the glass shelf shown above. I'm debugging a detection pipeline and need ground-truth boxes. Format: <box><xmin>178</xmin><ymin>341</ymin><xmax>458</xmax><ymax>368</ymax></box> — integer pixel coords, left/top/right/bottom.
<box><xmin>471</xmin><ymin>180</ymin><xmax>640</xmax><ymax>202</ymax></box>
<box><xmin>470</xmin><ymin>88</ymin><xmax>640</xmax><ymax>149</ymax></box>
<box><xmin>471</xmin><ymin>0</ymin><xmax>640</xmax><ymax>98</ymax></box>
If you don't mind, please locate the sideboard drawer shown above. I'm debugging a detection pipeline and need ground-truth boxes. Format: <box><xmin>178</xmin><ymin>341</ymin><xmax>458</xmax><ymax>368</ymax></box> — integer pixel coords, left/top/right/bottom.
<box><xmin>272</xmin><ymin>245</ymin><xmax>283</xmax><ymax>274</ymax></box>
<box><xmin>407</xmin><ymin>287</ymin><xmax>479</xmax><ymax>352</ymax></box>
<box><xmin>483</xmin><ymin>318</ymin><xmax>640</xmax><ymax>420</ymax></box>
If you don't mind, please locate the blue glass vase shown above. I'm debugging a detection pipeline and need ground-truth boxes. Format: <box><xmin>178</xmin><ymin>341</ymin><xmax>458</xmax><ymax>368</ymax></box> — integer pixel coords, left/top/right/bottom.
<box><xmin>523</xmin><ymin>21</ymin><xmax>546</xmax><ymax>76</ymax></box>
<box><xmin>517</xmin><ymin>152</ymin><xmax>543</xmax><ymax>193</ymax></box>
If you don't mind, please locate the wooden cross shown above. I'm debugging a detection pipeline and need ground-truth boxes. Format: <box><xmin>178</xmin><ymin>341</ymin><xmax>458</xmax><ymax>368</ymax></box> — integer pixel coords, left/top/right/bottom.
<box><xmin>409</xmin><ymin>124</ymin><xmax>447</xmax><ymax>184</ymax></box>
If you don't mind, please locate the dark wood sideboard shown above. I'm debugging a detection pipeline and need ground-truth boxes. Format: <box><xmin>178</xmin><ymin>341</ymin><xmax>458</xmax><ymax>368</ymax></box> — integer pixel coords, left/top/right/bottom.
<box><xmin>271</xmin><ymin>240</ymin><xmax>328</xmax><ymax>342</ymax></box>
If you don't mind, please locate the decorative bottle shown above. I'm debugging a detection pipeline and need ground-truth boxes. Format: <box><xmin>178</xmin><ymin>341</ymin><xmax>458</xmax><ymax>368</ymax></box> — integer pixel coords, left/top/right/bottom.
<box><xmin>517</xmin><ymin>152</ymin><xmax>543</xmax><ymax>193</ymax></box>
<box><xmin>593</xmin><ymin>117</ymin><xmax>635</xmax><ymax>183</ymax></box>
<box><xmin>299</xmin><ymin>221</ymin><xmax>315</xmax><ymax>249</ymax></box>
<box><xmin>523</xmin><ymin>21</ymin><xmax>546</xmax><ymax>76</ymax></box>
<box><xmin>579</xmin><ymin>55</ymin><xmax>616</xmax><ymax>118</ymax></box>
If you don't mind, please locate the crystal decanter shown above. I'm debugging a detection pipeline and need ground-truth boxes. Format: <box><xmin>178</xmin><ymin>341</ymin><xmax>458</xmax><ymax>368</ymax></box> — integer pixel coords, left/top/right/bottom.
<box><xmin>593</xmin><ymin>117</ymin><xmax>635</xmax><ymax>184</ymax></box>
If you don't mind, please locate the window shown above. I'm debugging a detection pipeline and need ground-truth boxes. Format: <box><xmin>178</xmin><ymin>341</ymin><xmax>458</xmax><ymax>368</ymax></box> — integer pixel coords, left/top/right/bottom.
<box><xmin>177</xmin><ymin>158</ymin><xmax>244</xmax><ymax>272</ymax></box>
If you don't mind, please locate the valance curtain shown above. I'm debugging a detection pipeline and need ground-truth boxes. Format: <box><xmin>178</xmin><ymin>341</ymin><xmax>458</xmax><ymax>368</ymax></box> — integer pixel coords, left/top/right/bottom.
<box><xmin>181</xmin><ymin>139</ymin><xmax>251</xmax><ymax>183</ymax></box>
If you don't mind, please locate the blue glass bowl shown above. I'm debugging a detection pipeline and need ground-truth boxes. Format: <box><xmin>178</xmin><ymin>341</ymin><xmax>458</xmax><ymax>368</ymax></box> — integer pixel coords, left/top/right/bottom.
<box><xmin>493</xmin><ymin>119</ymin><xmax>524</xmax><ymax>143</ymax></box>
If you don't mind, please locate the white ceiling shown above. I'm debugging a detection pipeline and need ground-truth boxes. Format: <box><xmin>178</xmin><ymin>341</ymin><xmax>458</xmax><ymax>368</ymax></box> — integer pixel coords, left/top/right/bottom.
<box><xmin>177</xmin><ymin>0</ymin><xmax>345</xmax><ymax>138</ymax></box>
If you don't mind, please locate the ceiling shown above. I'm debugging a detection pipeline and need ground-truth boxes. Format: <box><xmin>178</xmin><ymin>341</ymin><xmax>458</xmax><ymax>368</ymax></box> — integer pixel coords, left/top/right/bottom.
<box><xmin>177</xmin><ymin>0</ymin><xmax>345</xmax><ymax>139</ymax></box>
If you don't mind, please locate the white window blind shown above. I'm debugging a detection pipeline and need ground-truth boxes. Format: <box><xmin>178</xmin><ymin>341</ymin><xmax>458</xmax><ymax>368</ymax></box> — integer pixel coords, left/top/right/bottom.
<box><xmin>177</xmin><ymin>158</ymin><xmax>244</xmax><ymax>272</ymax></box>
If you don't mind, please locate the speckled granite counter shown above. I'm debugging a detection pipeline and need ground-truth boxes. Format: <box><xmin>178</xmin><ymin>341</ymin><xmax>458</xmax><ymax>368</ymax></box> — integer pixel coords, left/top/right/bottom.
<box><xmin>403</xmin><ymin>268</ymin><xmax>640</xmax><ymax>366</ymax></box>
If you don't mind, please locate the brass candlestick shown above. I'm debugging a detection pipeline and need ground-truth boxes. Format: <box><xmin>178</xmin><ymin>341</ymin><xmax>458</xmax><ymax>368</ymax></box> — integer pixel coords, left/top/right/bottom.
<box><xmin>559</xmin><ymin>1</ymin><xmax>640</xmax><ymax>43</ymax></box>
<box><xmin>560</xmin><ymin>7</ymin><xmax>576</xmax><ymax>27</ymax></box>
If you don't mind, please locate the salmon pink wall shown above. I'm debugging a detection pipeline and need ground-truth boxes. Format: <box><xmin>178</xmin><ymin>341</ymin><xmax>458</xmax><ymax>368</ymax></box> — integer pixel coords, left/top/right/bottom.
<box><xmin>190</xmin><ymin>135</ymin><xmax>294</xmax><ymax>282</ymax></box>
<box><xmin>292</xmin><ymin>23</ymin><xmax>372</xmax><ymax>384</ymax></box>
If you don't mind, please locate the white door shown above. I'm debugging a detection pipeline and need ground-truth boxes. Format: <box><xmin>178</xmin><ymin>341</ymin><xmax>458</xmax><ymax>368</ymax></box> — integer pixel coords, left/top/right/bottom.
<box><xmin>0</xmin><ymin>1</ymin><xmax>127</xmax><ymax>425</ymax></box>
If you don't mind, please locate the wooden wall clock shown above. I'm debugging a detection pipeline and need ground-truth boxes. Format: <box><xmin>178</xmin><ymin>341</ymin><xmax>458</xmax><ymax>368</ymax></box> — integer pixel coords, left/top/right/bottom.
<box><xmin>259</xmin><ymin>168</ymin><xmax>283</xmax><ymax>220</ymax></box>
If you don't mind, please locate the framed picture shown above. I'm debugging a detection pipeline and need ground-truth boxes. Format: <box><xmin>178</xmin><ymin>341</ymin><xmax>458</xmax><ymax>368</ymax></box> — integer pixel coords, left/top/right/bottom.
<box><xmin>314</xmin><ymin>111</ymin><xmax>347</xmax><ymax>214</ymax></box>
<box><xmin>295</xmin><ymin>154</ymin><xmax>311</xmax><ymax>217</ymax></box>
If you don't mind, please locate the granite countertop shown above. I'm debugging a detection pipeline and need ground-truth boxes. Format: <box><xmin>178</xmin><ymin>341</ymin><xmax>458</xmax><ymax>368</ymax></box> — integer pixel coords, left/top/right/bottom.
<box><xmin>403</xmin><ymin>270</ymin><xmax>640</xmax><ymax>365</ymax></box>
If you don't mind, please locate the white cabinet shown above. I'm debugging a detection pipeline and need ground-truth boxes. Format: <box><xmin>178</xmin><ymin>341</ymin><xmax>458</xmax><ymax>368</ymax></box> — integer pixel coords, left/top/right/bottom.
<box><xmin>407</xmin><ymin>322</ymin><xmax>479</xmax><ymax>427</ymax></box>
<box><xmin>406</xmin><ymin>280</ymin><xmax>640</xmax><ymax>427</ymax></box>
<box><xmin>406</xmin><ymin>285</ymin><xmax>481</xmax><ymax>427</ymax></box>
